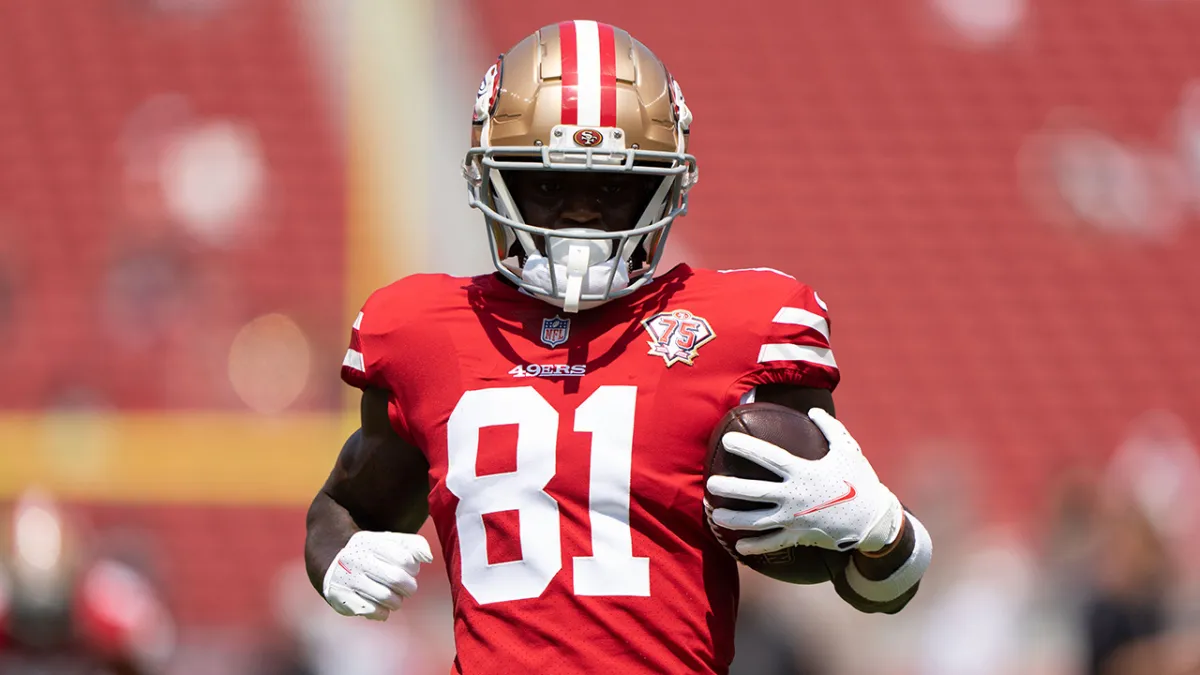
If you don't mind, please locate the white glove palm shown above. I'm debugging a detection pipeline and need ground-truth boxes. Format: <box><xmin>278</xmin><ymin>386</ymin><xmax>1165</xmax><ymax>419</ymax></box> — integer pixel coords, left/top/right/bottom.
<box><xmin>322</xmin><ymin>531</ymin><xmax>433</xmax><ymax>621</ymax></box>
<box><xmin>706</xmin><ymin>408</ymin><xmax>903</xmax><ymax>556</ymax></box>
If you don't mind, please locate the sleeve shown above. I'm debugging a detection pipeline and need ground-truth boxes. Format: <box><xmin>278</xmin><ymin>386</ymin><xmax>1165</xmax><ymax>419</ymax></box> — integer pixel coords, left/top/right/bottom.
<box><xmin>340</xmin><ymin>291</ymin><xmax>420</xmax><ymax>446</ymax></box>
<box><xmin>736</xmin><ymin>282</ymin><xmax>841</xmax><ymax>393</ymax></box>
<box><xmin>340</xmin><ymin>294</ymin><xmax>392</xmax><ymax>391</ymax></box>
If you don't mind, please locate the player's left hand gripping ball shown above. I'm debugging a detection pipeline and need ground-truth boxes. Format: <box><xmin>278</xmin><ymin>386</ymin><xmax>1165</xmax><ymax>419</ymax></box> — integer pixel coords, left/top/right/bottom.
<box><xmin>322</xmin><ymin>531</ymin><xmax>433</xmax><ymax>621</ymax></box>
<box><xmin>706</xmin><ymin>409</ymin><xmax>904</xmax><ymax>556</ymax></box>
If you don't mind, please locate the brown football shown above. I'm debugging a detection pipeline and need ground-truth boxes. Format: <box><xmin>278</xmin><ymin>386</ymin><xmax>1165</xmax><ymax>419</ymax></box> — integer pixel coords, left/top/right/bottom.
<box><xmin>704</xmin><ymin>402</ymin><xmax>849</xmax><ymax>584</ymax></box>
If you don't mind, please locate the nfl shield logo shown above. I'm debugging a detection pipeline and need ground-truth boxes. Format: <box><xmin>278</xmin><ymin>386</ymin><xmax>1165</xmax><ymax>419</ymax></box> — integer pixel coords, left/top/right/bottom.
<box><xmin>540</xmin><ymin>316</ymin><xmax>570</xmax><ymax>348</ymax></box>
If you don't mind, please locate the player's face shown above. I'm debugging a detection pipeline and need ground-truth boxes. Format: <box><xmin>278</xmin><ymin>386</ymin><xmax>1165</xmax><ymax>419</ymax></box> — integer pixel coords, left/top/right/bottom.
<box><xmin>505</xmin><ymin>170</ymin><xmax>659</xmax><ymax>234</ymax></box>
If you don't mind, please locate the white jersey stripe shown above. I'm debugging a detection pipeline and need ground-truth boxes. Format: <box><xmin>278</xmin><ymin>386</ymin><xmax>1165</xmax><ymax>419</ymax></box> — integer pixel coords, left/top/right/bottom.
<box><xmin>772</xmin><ymin>307</ymin><xmax>830</xmax><ymax>342</ymax></box>
<box><xmin>352</xmin><ymin>312</ymin><xmax>363</xmax><ymax>330</ymax></box>
<box><xmin>573</xmin><ymin>20</ymin><xmax>602</xmax><ymax>126</ymax></box>
<box><xmin>757</xmin><ymin>343</ymin><xmax>838</xmax><ymax>368</ymax></box>
<box><xmin>715</xmin><ymin>267</ymin><xmax>795</xmax><ymax>279</ymax></box>
<box><xmin>343</xmin><ymin>349</ymin><xmax>366</xmax><ymax>372</ymax></box>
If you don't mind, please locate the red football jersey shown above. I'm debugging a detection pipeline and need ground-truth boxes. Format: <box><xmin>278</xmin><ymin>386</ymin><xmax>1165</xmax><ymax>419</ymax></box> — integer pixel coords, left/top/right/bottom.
<box><xmin>340</xmin><ymin>264</ymin><xmax>839</xmax><ymax>675</ymax></box>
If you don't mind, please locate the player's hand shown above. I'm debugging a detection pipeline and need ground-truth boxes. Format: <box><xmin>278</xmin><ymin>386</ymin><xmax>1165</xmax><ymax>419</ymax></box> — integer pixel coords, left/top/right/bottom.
<box><xmin>322</xmin><ymin>531</ymin><xmax>433</xmax><ymax>621</ymax></box>
<box><xmin>706</xmin><ymin>408</ymin><xmax>903</xmax><ymax>556</ymax></box>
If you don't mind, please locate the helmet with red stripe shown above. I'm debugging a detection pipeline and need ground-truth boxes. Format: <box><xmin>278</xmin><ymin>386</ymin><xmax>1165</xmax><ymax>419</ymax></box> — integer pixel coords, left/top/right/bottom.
<box><xmin>464</xmin><ymin>21</ymin><xmax>697</xmax><ymax>312</ymax></box>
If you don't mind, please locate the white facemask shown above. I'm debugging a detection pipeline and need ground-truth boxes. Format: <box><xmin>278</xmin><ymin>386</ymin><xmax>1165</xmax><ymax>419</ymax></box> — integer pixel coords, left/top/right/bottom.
<box><xmin>520</xmin><ymin>228</ymin><xmax>630</xmax><ymax>312</ymax></box>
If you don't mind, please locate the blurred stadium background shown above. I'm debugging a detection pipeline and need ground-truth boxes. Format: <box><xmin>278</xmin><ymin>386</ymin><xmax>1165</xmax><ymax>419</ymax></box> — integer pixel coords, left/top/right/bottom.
<box><xmin>1</xmin><ymin>0</ymin><xmax>1199</xmax><ymax>673</ymax></box>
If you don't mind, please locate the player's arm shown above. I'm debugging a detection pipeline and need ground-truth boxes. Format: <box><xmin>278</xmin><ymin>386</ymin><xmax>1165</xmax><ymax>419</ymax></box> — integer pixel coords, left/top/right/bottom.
<box><xmin>755</xmin><ymin>383</ymin><xmax>834</xmax><ymax>417</ymax></box>
<box><xmin>831</xmin><ymin>511</ymin><xmax>923</xmax><ymax>614</ymax></box>
<box><xmin>751</xmin><ymin>384</ymin><xmax>929</xmax><ymax>614</ymax></box>
<box><xmin>714</xmin><ymin>280</ymin><xmax>930</xmax><ymax>611</ymax></box>
<box><xmin>303</xmin><ymin>388</ymin><xmax>432</xmax><ymax>620</ymax></box>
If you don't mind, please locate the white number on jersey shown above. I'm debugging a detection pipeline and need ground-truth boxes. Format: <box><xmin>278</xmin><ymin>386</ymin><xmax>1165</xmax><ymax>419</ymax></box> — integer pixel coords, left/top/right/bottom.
<box><xmin>445</xmin><ymin>386</ymin><xmax>650</xmax><ymax>605</ymax></box>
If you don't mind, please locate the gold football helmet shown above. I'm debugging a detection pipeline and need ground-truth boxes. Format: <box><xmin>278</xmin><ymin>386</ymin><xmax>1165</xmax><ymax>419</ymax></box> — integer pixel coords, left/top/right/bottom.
<box><xmin>463</xmin><ymin>20</ymin><xmax>697</xmax><ymax>312</ymax></box>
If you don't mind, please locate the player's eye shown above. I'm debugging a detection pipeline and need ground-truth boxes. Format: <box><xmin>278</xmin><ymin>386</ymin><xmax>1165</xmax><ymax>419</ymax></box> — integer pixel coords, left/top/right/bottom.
<box><xmin>599</xmin><ymin>183</ymin><xmax>624</xmax><ymax>195</ymax></box>
<box><xmin>537</xmin><ymin>181</ymin><xmax>562</xmax><ymax>194</ymax></box>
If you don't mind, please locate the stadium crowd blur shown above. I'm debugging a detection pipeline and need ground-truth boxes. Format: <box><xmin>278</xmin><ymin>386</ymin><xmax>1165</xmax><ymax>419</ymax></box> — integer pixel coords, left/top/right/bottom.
<box><xmin>2</xmin><ymin>0</ymin><xmax>1200</xmax><ymax>673</ymax></box>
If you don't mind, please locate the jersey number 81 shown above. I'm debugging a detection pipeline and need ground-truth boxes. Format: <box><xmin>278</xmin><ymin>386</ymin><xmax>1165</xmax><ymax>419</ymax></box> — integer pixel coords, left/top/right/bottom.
<box><xmin>445</xmin><ymin>386</ymin><xmax>649</xmax><ymax>605</ymax></box>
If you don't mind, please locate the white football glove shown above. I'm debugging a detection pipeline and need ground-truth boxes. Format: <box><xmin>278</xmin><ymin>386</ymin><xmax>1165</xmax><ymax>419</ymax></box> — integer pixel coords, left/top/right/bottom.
<box><xmin>706</xmin><ymin>408</ymin><xmax>904</xmax><ymax>556</ymax></box>
<box><xmin>322</xmin><ymin>531</ymin><xmax>432</xmax><ymax>621</ymax></box>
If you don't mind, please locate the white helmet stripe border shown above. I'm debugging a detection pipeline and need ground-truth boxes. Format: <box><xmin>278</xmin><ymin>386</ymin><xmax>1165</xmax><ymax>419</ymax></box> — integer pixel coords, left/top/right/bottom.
<box><xmin>573</xmin><ymin>20</ymin><xmax>601</xmax><ymax>127</ymax></box>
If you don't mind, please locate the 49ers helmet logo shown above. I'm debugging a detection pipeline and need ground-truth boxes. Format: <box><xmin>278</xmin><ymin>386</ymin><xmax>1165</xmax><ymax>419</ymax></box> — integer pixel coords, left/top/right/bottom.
<box><xmin>473</xmin><ymin>59</ymin><xmax>502</xmax><ymax>123</ymax></box>
<box><xmin>573</xmin><ymin>129</ymin><xmax>603</xmax><ymax>147</ymax></box>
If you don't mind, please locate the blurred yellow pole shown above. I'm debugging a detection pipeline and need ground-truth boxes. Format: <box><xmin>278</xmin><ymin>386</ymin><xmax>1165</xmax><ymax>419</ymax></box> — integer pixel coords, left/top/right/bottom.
<box><xmin>0</xmin><ymin>414</ymin><xmax>346</xmax><ymax>505</ymax></box>
<box><xmin>345</xmin><ymin>0</ymin><xmax>435</xmax><ymax>411</ymax></box>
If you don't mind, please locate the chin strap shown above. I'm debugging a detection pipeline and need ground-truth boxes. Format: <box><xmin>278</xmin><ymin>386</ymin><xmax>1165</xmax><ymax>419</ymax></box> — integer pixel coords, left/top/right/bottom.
<box><xmin>562</xmin><ymin>243</ymin><xmax>592</xmax><ymax>313</ymax></box>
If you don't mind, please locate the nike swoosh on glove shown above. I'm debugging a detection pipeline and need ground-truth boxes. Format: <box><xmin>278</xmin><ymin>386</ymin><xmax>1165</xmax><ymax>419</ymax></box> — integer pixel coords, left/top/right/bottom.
<box><xmin>322</xmin><ymin>531</ymin><xmax>433</xmax><ymax>621</ymax></box>
<box><xmin>706</xmin><ymin>408</ymin><xmax>904</xmax><ymax>556</ymax></box>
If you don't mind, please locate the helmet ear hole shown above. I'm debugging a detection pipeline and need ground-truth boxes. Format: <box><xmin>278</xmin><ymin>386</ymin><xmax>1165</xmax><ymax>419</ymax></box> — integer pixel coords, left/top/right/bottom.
<box><xmin>506</xmin><ymin>239</ymin><xmax>523</xmax><ymax>260</ymax></box>
<box><xmin>630</xmin><ymin>240</ymin><xmax>649</xmax><ymax>270</ymax></box>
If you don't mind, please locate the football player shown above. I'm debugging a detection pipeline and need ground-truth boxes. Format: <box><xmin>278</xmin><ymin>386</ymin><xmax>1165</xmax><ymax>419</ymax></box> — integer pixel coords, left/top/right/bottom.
<box><xmin>305</xmin><ymin>21</ymin><xmax>932</xmax><ymax>675</ymax></box>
